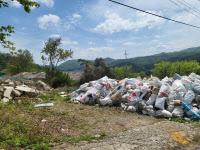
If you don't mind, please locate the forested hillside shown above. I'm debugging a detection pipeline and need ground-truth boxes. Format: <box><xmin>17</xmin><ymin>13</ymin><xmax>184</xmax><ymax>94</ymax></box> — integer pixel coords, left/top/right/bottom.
<box><xmin>58</xmin><ymin>46</ymin><xmax>200</xmax><ymax>75</ymax></box>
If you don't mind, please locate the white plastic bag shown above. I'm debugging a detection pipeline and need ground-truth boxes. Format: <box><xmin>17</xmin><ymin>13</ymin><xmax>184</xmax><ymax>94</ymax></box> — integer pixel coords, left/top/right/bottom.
<box><xmin>155</xmin><ymin>97</ymin><xmax>167</xmax><ymax>110</ymax></box>
<box><xmin>156</xmin><ymin>110</ymin><xmax>172</xmax><ymax>118</ymax></box>
<box><xmin>189</xmin><ymin>73</ymin><xmax>197</xmax><ymax>81</ymax></box>
<box><xmin>159</xmin><ymin>83</ymin><xmax>170</xmax><ymax>97</ymax></box>
<box><xmin>99</xmin><ymin>96</ymin><xmax>112</xmax><ymax>106</ymax></box>
<box><xmin>146</xmin><ymin>94</ymin><xmax>157</xmax><ymax>105</ymax></box>
<box><xmin>183</xmin><ymin>90</ymin><xmax>195</xmax><ymax>104</ymax></box>
<box><xmin>172</xmin><ymin>107</ymin><xmax>184</xmax><ymax>117</ymax></box>
<box><xmin>127</xmin><ymin>106</ymin><xmax>137</xmax><ymax>112</ymax></box>
<box><xmin>80</xmin><ymin>83</ymin><xmax>89</xmax><ymax>91</ymax></box>
<box><xmin>172</xmin><ymin>80</ymin><xmax>187</xmax><ymax>93</ymax></box>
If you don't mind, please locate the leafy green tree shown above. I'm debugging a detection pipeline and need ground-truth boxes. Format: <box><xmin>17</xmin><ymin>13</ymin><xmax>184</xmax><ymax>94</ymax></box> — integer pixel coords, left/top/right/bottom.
<box><xmin>170</xmin><ymin>60</ymin><xmax>200</xmax><ymax>76</ymax></box>
<box><xmin>112</xmin><ymin>66</ymin><xmax>132</xmax><ymax>80</ymax></box>
<box><xmin>0</xmin><ymin>0</ymin><xmax>40</xmax><ymax>50</ymax></box>
<box><xmin>5</xmin><ymin>49</ymin><xmax>34</xmax><ymax>75</ymax></box>
<box><xmin>80</xmin><ymin>58</ymin><xmax>113</xmax><ymax>83</ymax></box>
<box><xmin>41</xmin><ymin>38</ymin><xmax>73</xmax><ymax>71</ymax></box>
<box><xmin>151</xmin><ymin>61</ymin><xmax>171</xmax><ymax>79</ymax></box>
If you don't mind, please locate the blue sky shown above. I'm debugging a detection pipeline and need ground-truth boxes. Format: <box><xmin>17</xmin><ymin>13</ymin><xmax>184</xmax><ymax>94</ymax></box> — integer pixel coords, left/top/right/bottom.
<box><xmin>1</xmin><ymin>0</ymin><xmax>200</xmax><ymax>64</ymax></box>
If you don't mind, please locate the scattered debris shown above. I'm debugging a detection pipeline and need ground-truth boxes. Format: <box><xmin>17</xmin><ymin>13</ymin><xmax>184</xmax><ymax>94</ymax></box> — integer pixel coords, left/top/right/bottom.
<box><xmin>35</xmin><ymin>103</ymin><xmax>54</xmax><ymax>107</ymax></box>
<box><xmin>0</xmin><ymin>77</ymin><xmax>51</xmax><ymax>103</ymax></box>
<box><xmin>71</xmin><ymin>73</ymin><xmax>200</xmax><ymax>121</ymax></box>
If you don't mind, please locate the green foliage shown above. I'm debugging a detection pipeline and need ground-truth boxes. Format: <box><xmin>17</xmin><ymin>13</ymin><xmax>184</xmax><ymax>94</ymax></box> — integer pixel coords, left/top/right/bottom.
<box><xmin>151</xmin><ymin>60</ymin><xmax>200</xmax><ymax>79</ymax></box>
<box><xmin>45</xmin><ymin>68</ymin><xmax>74</xmax><ymax>88</ymax></box>
<box><xmin>58</xmin><ymin>47</ymin><xmax>200</xmax><ymax>76</ymax></box>
<box><xmin>0</xmin><ymin>0</ymin><xmax>40</xmax><ymax>50</ymax></box>
<box><xmin>41</xmin><ymin>38</ymin><xmax>73</xmax><ymax>71</ymax></box>
<box><xmin>0</xmin><ymin>52</ymin><xmax>11</xmax><ymax>74</ymax></box>
<box><xmin>5</xmin><ymin>49</ymin><xmax>34</xmax><ymax>75</ymax></box>
<box><xmin>80</xmin><ymin>58</ymin><xmax>114</xmax><ymax>83</ymax></box>
<box><xmin>151</xmin><ymin>61</ymin><xmax>171</xmax><ymax>79</ymax></box>
<box><xmin>112</xmin><ymin>66</ymin><xmax>132</xmax><ymax>80</ymax></box>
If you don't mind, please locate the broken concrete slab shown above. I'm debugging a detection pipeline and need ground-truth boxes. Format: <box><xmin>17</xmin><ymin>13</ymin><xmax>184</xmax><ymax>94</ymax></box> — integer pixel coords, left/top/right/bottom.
<box><xmin>15</xmin><ymin>85</ymin><xmax>34</xmax><ymax>92</ymax></box>
<box><xmin>12</xmin><ymin>89</ymin><xmax>22</xmax><ymax>97</ymax></box>
<box><xmin>4</xmin><ymin>87</ymin><xmax>14</xmax><ymax>99</ymax></box>
<box><xmin>2</xmin><ymin>97</ymin><xmax>9</xmax><ymax>103</ymax></box>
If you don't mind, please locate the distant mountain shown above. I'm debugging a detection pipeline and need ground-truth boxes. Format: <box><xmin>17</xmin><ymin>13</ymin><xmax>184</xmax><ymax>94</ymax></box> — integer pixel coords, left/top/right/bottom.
<box><xmin>58</xmin><ymin>46</ymin><xmax>200</xmax><ymax>75</ymax></box>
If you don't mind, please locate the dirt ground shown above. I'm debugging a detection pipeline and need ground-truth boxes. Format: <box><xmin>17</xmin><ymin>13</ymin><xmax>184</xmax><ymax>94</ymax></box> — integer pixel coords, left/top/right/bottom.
<box><xmin>1</xmin><ymin>96</ymin><xmax>200</xmax><ymax>150</ymax></box>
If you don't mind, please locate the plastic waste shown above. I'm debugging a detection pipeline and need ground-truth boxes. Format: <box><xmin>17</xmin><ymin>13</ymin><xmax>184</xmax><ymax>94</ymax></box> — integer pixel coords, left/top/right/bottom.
<box><xmin>183</xmin><ymin>90</ymin><xmax>195</xmax><ymax>104</ymax></box>
<box><xmin>156</xmin><ymin>110</ymin><xmax>172</xmax><ymax>118</ymax></box>
<box><xmin>159</xmin><ymin>83</ymin><xmax>170</xmax><ymax>97</ymax></box>
<box><xmin>146</xmin><ymin>94</ymin><xmax>157</xmax><ymax>105</ymax></box>
<box><xmin>35</xmin><ymin>103</ymin><xmax>54</xmax><ymax>107</ymax></box>
<box><xmin>155</xmin><ymin>96</ymin><xmax>167</xmax><ymax>110</ymax></box>
<box><xmin>172</xmin><ymin>80</ymin><xmax>187</xmax><ymax>93</ymax></box>
<box><xmin>172</xmin><ymin>107</ymin><xmax>184</xmax><ymax>117</ymax></box>
<box><xmin>127</xmin><ymin>106</ymin><xmax>137</xmax><ymax>112</ymax></box>
<box><xmin>181</xmin><ymin>102</ymin><xmax>200</xmax><ymax>121</ymax></box>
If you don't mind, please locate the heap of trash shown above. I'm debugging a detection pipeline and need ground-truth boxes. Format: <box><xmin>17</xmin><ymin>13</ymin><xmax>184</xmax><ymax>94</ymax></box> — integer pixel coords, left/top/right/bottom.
<box><xmin>71</xmin><ymin>73</ymin><xmax>200</xmax><ymax>121</ymax></box>
<box><xmin>0</xmin><ymin>77</ymin><xmax>51</xmax><ymax>103</ymax></box>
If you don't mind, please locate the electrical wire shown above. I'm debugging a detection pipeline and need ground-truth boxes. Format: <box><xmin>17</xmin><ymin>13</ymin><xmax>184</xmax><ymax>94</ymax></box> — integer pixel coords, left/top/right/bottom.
<box><xmin>177</xmin><ymin>0</ymin><xmax>200</xmax><ymax>14</ymax></box>
<box><xmin>108</xmin><ymin>0</ymin><xmax>200</xmax><ymax>29</ymax></box>
<box><xmin>168</xmin><ymin>0</ymin><xmax>200</xmax><ymax>19</ymax></box>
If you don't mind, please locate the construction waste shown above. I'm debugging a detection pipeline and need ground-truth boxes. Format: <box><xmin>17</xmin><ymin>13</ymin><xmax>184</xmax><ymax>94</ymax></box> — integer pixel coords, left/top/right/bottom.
<box><xmin>0</xmin><ymin>77</ymin><xmax>51</xmax><ymax>103</ymax></box>
<box><xmin>71</xmin><ymin>73</ymin><xmax>200</xmax><ymax>121</ymax></box>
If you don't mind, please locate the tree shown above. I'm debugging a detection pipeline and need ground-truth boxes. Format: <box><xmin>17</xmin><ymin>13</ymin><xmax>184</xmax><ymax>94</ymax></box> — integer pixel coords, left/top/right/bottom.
<box><xmin>5</xmin><ymin>49</ymin><xmax>34</xmax><ymax>75</ymax></box>
<box><xmin>0</xmin><ymin>0</ymin><xmax>40</xmax><ymax>50</ymax></box>
<box><xmin>41</xmin><ymin>38</ymin><xmax>73</xmax><ymax>71</ymax></box>
<box><xmin>151</xmin><ymin>61</ymin><xmax>171</xmax><ymax>79</ymax></box>
<box><xmin>112</xmin><ymin>66</ymin><xmax>132</xmax><ymax>80</ymax></box>
<box><xmin>79</xmin><ymin>58</ymin><xmax>113</xmax><ymax>83</ymax></box>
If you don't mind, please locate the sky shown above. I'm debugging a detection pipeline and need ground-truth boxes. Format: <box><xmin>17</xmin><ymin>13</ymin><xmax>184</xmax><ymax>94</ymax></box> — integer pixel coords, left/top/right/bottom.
<box><xmin>1</xmin><ymin>0</ymin><xmax>200</xmax><ymax>65</ymax></box>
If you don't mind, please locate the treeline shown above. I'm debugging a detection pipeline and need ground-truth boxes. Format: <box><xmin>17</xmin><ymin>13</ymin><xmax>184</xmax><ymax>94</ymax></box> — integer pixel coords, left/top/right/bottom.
<box><xmin>0</xmin><ymin>50</ymin><xmax>44</xmax><ymax>76</ymax></box>
<box><xmin>151</xmin><ymin>60</ymin><xmax>200</xmax><ymax>79</ymax></box>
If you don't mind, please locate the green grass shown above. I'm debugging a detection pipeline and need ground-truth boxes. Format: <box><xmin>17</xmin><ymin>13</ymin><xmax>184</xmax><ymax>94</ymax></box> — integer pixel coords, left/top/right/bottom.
<box><xmin>170</xmin><ymin>118</ymin><xmax>194</xmax><ymax>123</ymax></box>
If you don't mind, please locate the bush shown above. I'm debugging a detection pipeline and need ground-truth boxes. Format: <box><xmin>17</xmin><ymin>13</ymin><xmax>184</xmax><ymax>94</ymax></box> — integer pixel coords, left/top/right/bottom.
<box><xmin>45</xmin><ymin>68</ymin><xmax>74</xmax><ymax>88</ymax></box>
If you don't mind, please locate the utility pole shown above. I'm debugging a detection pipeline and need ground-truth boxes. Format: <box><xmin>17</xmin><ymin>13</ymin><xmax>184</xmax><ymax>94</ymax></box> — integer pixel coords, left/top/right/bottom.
<box><xmin>125</xmin><ymin>50</ymin><xmax>128</xmax><ymax>78</ymax></box>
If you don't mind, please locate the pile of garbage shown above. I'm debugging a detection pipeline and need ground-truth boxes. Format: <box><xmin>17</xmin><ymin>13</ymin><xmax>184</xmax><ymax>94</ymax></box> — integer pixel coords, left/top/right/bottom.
<box><xmin>0</xmin><ymin>78</ymin><xmax>51</xmax><ymax>103</ymax></box>
<box><xmin>71</xmin><ymin>73</ymin><xmax>200</xmax><ymax>121</ymax></box>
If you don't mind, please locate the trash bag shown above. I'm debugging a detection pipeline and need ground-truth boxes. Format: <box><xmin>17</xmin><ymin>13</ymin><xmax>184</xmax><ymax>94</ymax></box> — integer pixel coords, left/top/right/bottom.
<box><xmin>172</xmin><ymin>80</ymin><xmax>187</xmax><ymax>93</ymax></box>
<box><xmin>146</xmin><ymin>94</ymin><xmax>157</xmax><ymax>105</ymax></box>
<box><xmin>159</xmin><ymin>83</ymin><xmax>170</xmax><ymax>97</ymax></box>
<box><xmin>155</xmin><ymin>96</ymin><xmax>167</xmax><ymax>110</ymax></box>
<box><xmin>183</xmin><ymin>90</ymin><xmax>195</xmax><ymax>104</ymax></box>
<box><xmin>99</xmin><ymin>96</ymin><xmax>113</xmax><ymax>106</ymax></box>
<box><xmin>156</xmin><ymin>110</ymin><xmax>172</xmax><ymax>118</ymax></box>
<box><xmin>172</xmin><ymin>107</ymin><xmax>184</xmax><ymax>117</ymax></box>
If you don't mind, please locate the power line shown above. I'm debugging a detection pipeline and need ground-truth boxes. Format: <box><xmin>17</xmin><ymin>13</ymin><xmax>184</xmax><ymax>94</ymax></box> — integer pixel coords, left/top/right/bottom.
<box><xmin>108</xmin><ymin>0</ymin><xmax>200</xmax><ymax>29</ymax></box>
<box><xmin>168</xmin><ymin>0</ymin><xmax>200</xmax><ymax>19</ymax></box>
<box><xmin>179</xmin><ymin>0</ymin><xmax>200</xmax><ymax>14</ymax></box>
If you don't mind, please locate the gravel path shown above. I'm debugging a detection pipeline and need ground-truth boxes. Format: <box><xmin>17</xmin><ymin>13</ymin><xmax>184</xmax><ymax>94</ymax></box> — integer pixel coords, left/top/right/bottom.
<box><xmin>56</xmin><ymin>121</ymin><xmax>199</xmax><ymax>150</ymax></box>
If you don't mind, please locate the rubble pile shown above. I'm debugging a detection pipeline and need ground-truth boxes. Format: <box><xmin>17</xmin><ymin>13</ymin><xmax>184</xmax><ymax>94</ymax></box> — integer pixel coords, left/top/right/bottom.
<box><xmin>71</xmin><ymin>73</ymin><xmax>200</xmax><ymax>121</ymax></box>
<box><xmin>0</xmin><ymin>78</ymin><xmax>51</xmax><ymax>103</ymax></box>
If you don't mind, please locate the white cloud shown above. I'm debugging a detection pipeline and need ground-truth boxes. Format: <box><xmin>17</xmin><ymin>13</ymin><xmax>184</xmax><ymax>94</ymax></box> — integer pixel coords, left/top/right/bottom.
<box><xmin>49</xmin><ymin>34</ymin><xmax>61</xmax><ymax>38</ymax></box>
<box><xmin>62</xmin><ymin>40</ymin><xmax>78</xmax><ymax>45</ymax></box>
<box><xmin>35</xmin><ymin>0</ymin><xmax>54</xmax><ymax>7</ymax></box>
<box><xmin>87</xmin><ymin>47</ymin><xmax>113</xmax><ymax>52</ymax></box>
<box><xmin>37</xmin><ymin>14</ymin><xmax>60</xmax><ymax>30</ymax></box>
<box><xmin>88</xmin><ymin>42</ymin><xmax>96</xmax><ymax>45</ymax></box>
<box><xmin>124</xmin><ymin>42</ymin><xmax>135</xmax><ymax>46</ymax></box>
<box><xmin>69</xmin><ymin>13</ymin><xmax>82</xmax><ymax>24</ymax></box>
<box><xmin>94</xmin><ymin>11</ymin><xmax>165</xmax><ymax>34</ymax></box>
<box><xmin>72</xmin><ymin>13</ymin><xmax>82</xmax><ymax>19</ymax></box>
